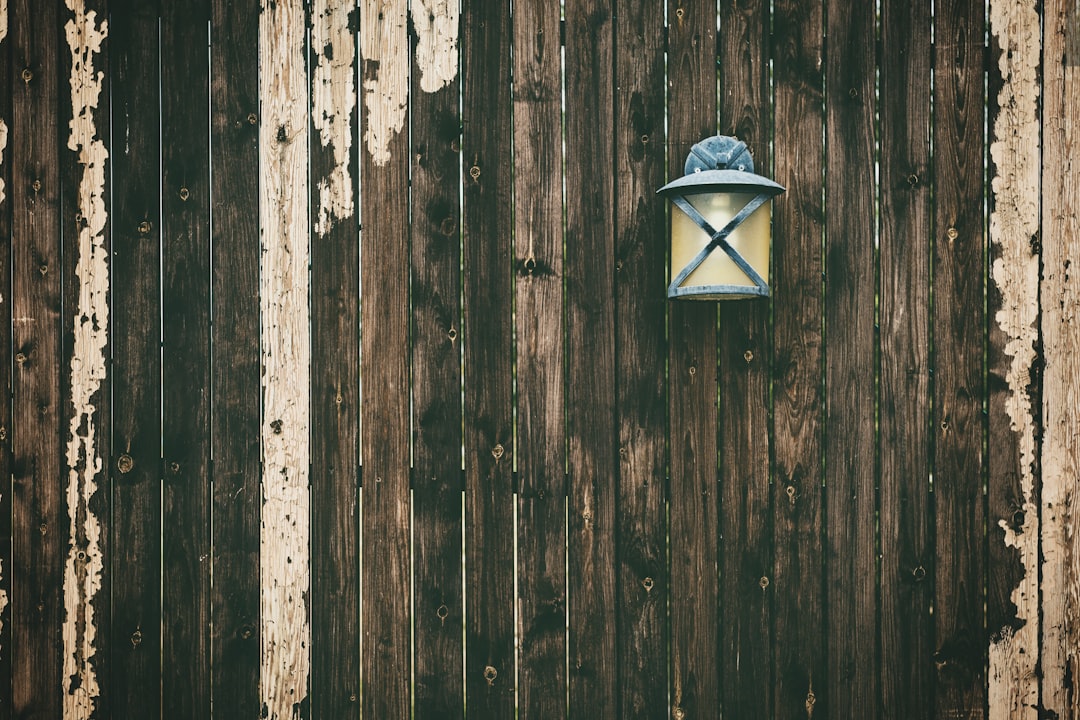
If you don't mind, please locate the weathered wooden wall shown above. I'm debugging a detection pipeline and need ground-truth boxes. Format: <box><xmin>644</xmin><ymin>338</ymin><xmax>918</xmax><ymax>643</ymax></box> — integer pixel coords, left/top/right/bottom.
<box><xmin>0</xmin><ymin>0</ymin><xmax>1077</xmax><ymax>718</ymax></box>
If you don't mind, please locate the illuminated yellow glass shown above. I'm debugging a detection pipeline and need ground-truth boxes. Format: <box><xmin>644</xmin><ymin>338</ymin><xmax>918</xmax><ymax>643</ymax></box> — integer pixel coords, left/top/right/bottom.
<box><xmin>670</xmin><ymin>191</ymin><xmax>771</xmax><ymax>298</ymax></box>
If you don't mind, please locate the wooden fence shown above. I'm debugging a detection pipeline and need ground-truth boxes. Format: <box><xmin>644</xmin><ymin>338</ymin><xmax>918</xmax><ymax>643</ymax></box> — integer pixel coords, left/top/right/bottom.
<box><xmin>0</xmin><ymin>0</ymin><xmax>1077</xmax><ymax>718</ymax></box>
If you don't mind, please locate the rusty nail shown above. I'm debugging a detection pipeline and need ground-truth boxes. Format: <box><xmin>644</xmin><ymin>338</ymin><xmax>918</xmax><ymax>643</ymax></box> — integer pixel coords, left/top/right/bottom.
<box><xmin>271</xmin><ymin>419</ymin><xmax>283</xmax><ymax>435</ymax></box>
<box><xmin>118</xmin><ymin>454</ymin><xmax>134</xmax><ymax>474</ymax></box>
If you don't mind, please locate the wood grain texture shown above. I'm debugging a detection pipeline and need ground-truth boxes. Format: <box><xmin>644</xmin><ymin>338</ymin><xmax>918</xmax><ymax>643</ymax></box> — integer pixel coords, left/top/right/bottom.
<box><xmin>564</xmin><ymin>0</ymin><xmax>617</xmax><ymax>715</ymax></box>
<box><xmin>770</xmin><ymin>1</ymin><xmax>825</xmax><ymax>717</ymax></box>
<box><xmin>461</xmin><ymin>0</ymin><xmax>515</xmax><ymax>715</ymax></box>
<box><xmin>932</xmin><ymin>0</ymin><xmax>988</xmax><ymax>716</ymax></box>
<box><xmin>209</xmin><ymin>0</ymin><xmax>262</xmax><ymax>715</ymax></box>
<box><xmin>160</xmin><ymin>1</ymin><xmax>212</xmax><ymax>715</ymax></box>
<box><xmin>717</xmin><ymin>2</ymin><xmax>772</xmax><ymax>716</ymax></box>
<box><xmin>613</xmin><ymin>0</ymin><xmax>666</xmax><ymax>717</ymax></box>
<box><xmin>360</xmin><ymin>1</ymin><xmax>412</xmax><ymax>717</ymax></box>
<box><xmin>410</xmin><ymin>0</ymin><xmax>463</xmax><ymax>714</ymax></box>
<box><xmin>878</xmin><ymin>2</ymin><xmax>932</xmax><ymax>718</ymax></box>
<box><xmin>10</xmin><ymin>0</ymin><xmax>64</xmax><ymax>714</ymax></box>
<box><xmin>0</xmin><ymin>0</ymin><xmax>12</xmax><ymax>707</ymax></box>
<box><xmin>1039</xmin><ymin>0</ymin><xmax>1080</xmax><ymax>716</ymax></box>
<box><xmin>59</xmin><ymin>2</ymin><xmax>110</xmax><ymax>714</ymax></box>
<box><xmin>108</xmin><ymin>2</ymin><xmax>161</xmax><ymax>715</ymax></box>
<box><xmin>823</xmin><ymin>0</ymin><xmax>878</xmax><ymax>715</ymax></box>
<box><xmin>986</xmin><ymin>1</ymin><xmax>1042</xmax><ymax>717</ymax></box>
<box><xmin>667</xmin><ymin>0</ymin><xmax>719</xmax><ymax>716</ymax></box>
<box><xmin>512</xmin><ymin>0</ymin><xmax>566</xmax><ymax>716</ymax></box>
<box><xmin>310</xmin><ymin>0</ymin><xmax>360</xmax><ymax>715</ymax></box>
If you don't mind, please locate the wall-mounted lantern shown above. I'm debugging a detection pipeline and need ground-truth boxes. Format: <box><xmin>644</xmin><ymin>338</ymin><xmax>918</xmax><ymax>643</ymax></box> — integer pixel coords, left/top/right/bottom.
<box><xmin>658</xmin><ymin>135</ymin><xmax>785</xmax><ymax>300</ymax></box>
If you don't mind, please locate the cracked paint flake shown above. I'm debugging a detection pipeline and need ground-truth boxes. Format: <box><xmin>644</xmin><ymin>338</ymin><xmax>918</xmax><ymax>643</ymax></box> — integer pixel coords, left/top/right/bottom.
<box><xmin>987</xmin><ymin>0</ymin><xmax>1041</xmax><ymax>718</ymax></box>
<box><xmin>312</xmin><ymin>0</ymin><xmax>355</xmax><ymax>235</ymax></box>
<box><xmin>412</xmin><ymin>0</ymin><xmax>459</xmax><ymax>93</ymax></box>
<box><xmin>361</xmin><ymin>0</ymin><xmax>408</xmax><ymax>165</ymax></box>
<box><xmin>260</xmin><ymin>0</ymin><xmax>311</xmax><ymax>717</ymax></box>
<box><xmin>62</xmin><ymin>2</ymin><xmax>108</xmax><ymax>718</ymax></box>
<box><xmin>0</xmin><ymin>119</ymin><xmax>7</xmax><ymax>206</ymax></box>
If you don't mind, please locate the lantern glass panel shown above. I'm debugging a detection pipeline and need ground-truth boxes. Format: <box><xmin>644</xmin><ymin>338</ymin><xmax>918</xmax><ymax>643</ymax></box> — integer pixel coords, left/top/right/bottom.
<box><xmin>670</xmin><ymin>190</ymin><xmax>771</xmax><ymax>297</ymax></box>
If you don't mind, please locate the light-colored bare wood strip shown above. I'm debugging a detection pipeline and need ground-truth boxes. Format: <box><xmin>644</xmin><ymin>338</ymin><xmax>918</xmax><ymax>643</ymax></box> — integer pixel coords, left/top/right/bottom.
<box><xmin>311</xmin><ymin>0</ymin><xmax>353</xmax><ymax>237</ymax></box>
<box><xmin>987</xmin><ymin>0</ymin><xmax>1042</xmax><ymax>717</ymax></box>
<box><xmin>61</xmin><ymin>2</ymin><xmax>108</xmax><ymax>716</ymax></box>
<box><xmin>361</xmin><ymin>0</ymin><xmax>408</xmax><ymax>166</ymax></box>
<box><xmin>412</xmin><ymin>0</ymin><xmax>458</xmax><ymax>93</ymax></box>
<box><xmin>259</xmin><ymin>0</ymin><xmax>311</xmax><ymax>716</ymax></box>
<box><xmin>1040</xmin><ymin>0</ymin><xmax>1080</xmax><ymax>716</ymax></box>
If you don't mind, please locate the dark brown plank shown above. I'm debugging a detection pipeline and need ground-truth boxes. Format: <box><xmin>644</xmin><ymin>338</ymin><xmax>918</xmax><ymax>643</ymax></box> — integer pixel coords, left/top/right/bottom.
<box><xmin>310</xmin><ymin>1</ymin><xmax>361</xmax><ymax>716</ymax></box>
<box><xmin>878</xmin><ymin>1</ymin><xmax>933</xmax><ymax>718</ymax></box>
<box><xmin>160</xmin><ymin>0</ymin><xmax>212</xmax><ymax>715</ymax></box>
<box><xmin>612</xmin><ymin>0</ymin><xmax>666</xmax><ymax>717</ymax></box>
<box><xmin>823</xmin><ymin>0</ymin><xmax>878</xmax><ymax>715</ymax></box>
<box><xmin>933</xmin><ymin>0</ymin><xmax>988</xmax><ymax>716</ymax></box>
<box><xmin>666</xmin><ymin>0</ymin><xmax>720</xmax><ymax>716</ymax></box>
<box><xmin>410</xmin><ymin>7</ymin><xmax>464</xmax><ymax>717</ymax></box>
<box><xmin>359</xmin><ymin>1</ymin><xmax>412</xmax><ymax>717</ymax></box>
<box><xmin>0</xmin><ymin>0</ymin><xmax>14</xmax><ymax>711</ymax></box>
<box><xmin>717</xmin><ymin>2</ymin><xmax>773</xmax><ymax>716</ymax></box>
<box><xmin>108</xmin><ymin>0</ymin><xmax>163</xmax><ymax>716</ymax></box>
<box><xmin>209</xmin><ymin>0</ymin><xmax>262</xmax><ymax>715</ymax></box>
<box><xmin>563</xmin><ymin>0</ymin><xmax>617</xmax><ymax>715</ymax></box>
<box><xmin>513</xmin><ymin>0</ymin><xmax>566</xmax><ymax>716</ymax></box>
<box><xmin>10</xmin><ymin>0</ymin><xmax>64</xmax><ymax>714</ymax></box>
<box><xmin>770</xmin><ymin>1</ymin><xmax>825</xmax><ymax>717</ymax></box>
<box><xmin>460</xmin><ymin>0</ymin><xmax>514</xmax><ymax>715</ymax></box>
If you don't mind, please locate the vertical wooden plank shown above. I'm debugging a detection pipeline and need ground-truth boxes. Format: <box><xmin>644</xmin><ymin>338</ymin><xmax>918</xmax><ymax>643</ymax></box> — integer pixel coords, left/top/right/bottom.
<box><xmin>613</xmin><ymin>0</ymin><xmax>666</xmax><ymax>717</ymax></box>
<box><xmin>667</xmin><ymin>0</ymin><xmax>719</xmax><ymax>716</ymax></box>
<box><xmin>563</xmin><ymin>0</ymin><xmax>616</xmax><ymax>715</ymax></box>
<box><xmin>411</xmin><ymin>1</ymin><xmax>464</xmax><ymax>716</ymax></box>
<box><xmin>513</xmin><ymin>0</ymin><xmax>566</xmax><ymax>715</ymax></box>
<box><xmin>259</xmin><ymin>0</ymin><xmax>311</xmax><ymax>716</ymax></box>
<box><xmin>933</xmin><ymin>0</ymin><xmax>988</xmax><ymax>716</ymax></box>
<box><xmin>770</xmin><ymin>0</ymin><xmax>825</xmax><ymax>716</ymax></box>
<box><xmin>460</xmin><ymin>0</ymin><xmax>514</xmax><ymax>714</ymax></box>
<box><xmin>0</xmin><ymin>0</ymin><xmax>12</xmax><ymax>708</ymax></box>
<box><xmin>878</xmin><ymin>1</ymin><xmax>932</xmax><ymax>718</ymax></box>
<box><xmin>986</xmin><ymin>0</ymin><xmax>1041</xmax><ymax>717</ymax></box>
<box><xmin>109</xmin><ymin>0</ymin><xmax>161</xmax><ymax>715</ymax></box>
<box><xmin>210</xmin><ymin>0</ymin><xmax>262</xmax><ymax>715</ymax></box>
<box><xmin>10</xmin><ymin>0</ymin><xmax>63</xmax><ymax>714</ymax></box>
<box><xmin>60</xmin><ymin>0</ymin><xmax>110</xmax><ymax>716</ymax></box>
<box><xmin>310</xmin><ymin>0</ymin><xmax>360</xmax><ymax>715</ymax></box>
<box><xmin>160</xmin><ymin>0</ymin><xmax>211</xmax><ymax>715</ymax></box>
<box><xmin>359</xmin><ymin>0</ymin><xmax>411</xmax><ymax>717</ymax></box>
<box><xmin>717</xmin><ymin>2</ymin><xmax>772</xmax><ymax>716</ymax></box>
<box><xmin>1039</xmin><ymin>0</ymin><xmax>1080</xmax><ymax>716</ymax></box>
<box><xmin>823</xmin><ymin>0</ymin><xmax>878</xmax><ymax>715</ymax></box>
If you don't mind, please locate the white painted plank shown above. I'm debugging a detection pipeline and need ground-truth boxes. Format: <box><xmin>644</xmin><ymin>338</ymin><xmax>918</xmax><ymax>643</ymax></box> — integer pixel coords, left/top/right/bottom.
<box><xmin>987</xmin><ymin>0</ymin><xmax>1042</xmax><ymax>718</ymax></box>
<box><xmin>259</xmin><ymin>0</ymin><xmax>311</xmax><ymax>716</ymax></box>
<box><xmin>61</xmin><ymin>1</ymin><xmax>108</xmax><ymax>718</ymax></box>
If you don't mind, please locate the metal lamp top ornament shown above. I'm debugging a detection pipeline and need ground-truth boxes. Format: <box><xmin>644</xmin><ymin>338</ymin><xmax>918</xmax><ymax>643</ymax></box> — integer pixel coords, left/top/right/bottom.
<box><xmin>657</xmin><ymin>135</ymin><xmax>785</xmax><ymax>300</ymax></box>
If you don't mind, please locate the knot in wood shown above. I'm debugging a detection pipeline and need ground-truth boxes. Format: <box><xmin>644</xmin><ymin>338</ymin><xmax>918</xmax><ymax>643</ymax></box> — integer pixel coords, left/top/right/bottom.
<box><xmin>15</xmin><ymin>352</ymin><xmax>27</xmax><ymax>365</ymax></box>
<box><xmin>947</xmin><ymin>227</ymin><xmax>959</xmax><ymax>241</ymax></box>
<box><xmin>759</xmin><ymin>576</ymin><xmax>770</xmax><ymax>590</ymax></box>
<box><xmin>912</xmin><ymin>565</ymin><xmax>927</xmax><ymax>582</ymax></box>
<box><xmin>130</xmin><ymin>629</ymin><xmax>143</xmax><ymax>647</ymax></box>
<box><xmin>492</xmin><ymin>444</ymin><xmax>504</xmax><ymax>460</ymax></box>
<box><xmin>21</xmin><ymin>68</ymin><xmax>33</xmax><ymax>83</ymax></box>
<box><xmin>743</xmin><ymin>349</ymin><xmax>754</xmax><ymax>363</ymax></box>
<box><xmin>138</xmin><ymin>220</ymin><xmax>152</xmax><ymax>235</ymax></box>
<box><xmin>179</xmin><ymin>186</ymin><xmax>190</xmax><ymax>202</ymax></box>
<box><xmin>31</xmin><ymin>179</ymin><xmax>42</xmax><ymax>193</ymax></box>
<box><xmin>673</xmin><ymin>707</ymin><xmax>686</xmax><ymax>720</ymax></box>
<box><xmin>483</xmin><ymin>666</ymin><xmax>498</xmax><ymax>685</ymax></box>
<box><xmin>469</xmin><ymin>165</ymin><xmax>481</xmax><ymax>180</ymax></box>
<box><xmin>117</xmin><ymin>454</ymin><xmax>134</xmax><ymax>474</ymax></box>
<box><xmin>247</xmin><ymin>113</ymin><xmax>258</xmax><ymax>125</ymax></box>
<box><xmin>641</xmin><ymin>576</ymin><xmax>654</xmax><ymax>591</ymax></box>
<box><xmin>169</xmin><ymin>461</ymin><xmax>181</xmax><ymax>474</ymax></box>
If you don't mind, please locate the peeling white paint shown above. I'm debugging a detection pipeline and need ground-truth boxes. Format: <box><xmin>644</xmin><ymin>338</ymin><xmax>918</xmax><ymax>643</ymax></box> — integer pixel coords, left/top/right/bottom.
<box><xmin>259</xmin><ymin>0</ymin><xmax>311</xmax><ymax>717</ymax></box>
<box><xmin>0</xmin><ymin>0</ymin><xmax>7</xmax><ymax>44</ymax></box>
<box><xmin>311</xmin><ymin>0</ymin><xmax>355</xmax><ymax>235</ymax></box>
<box><xmin>412</xmin><ymin>0</ymin><xmax>459</xmax><ymax>93</ymax></box>
<box><xmin>360</xmin><ymin>0</ymin><xmax>408</xmax><ymax>165</ymax></box>
<box><xmin>62</xmin><ymin>2</ymin><xmax>108</xmax><ymax>718</ymax></box>
<box><xmin>987</xmin><ymin>1</ymin><xmax>1041</xmax><ymax>718</ymax></box>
